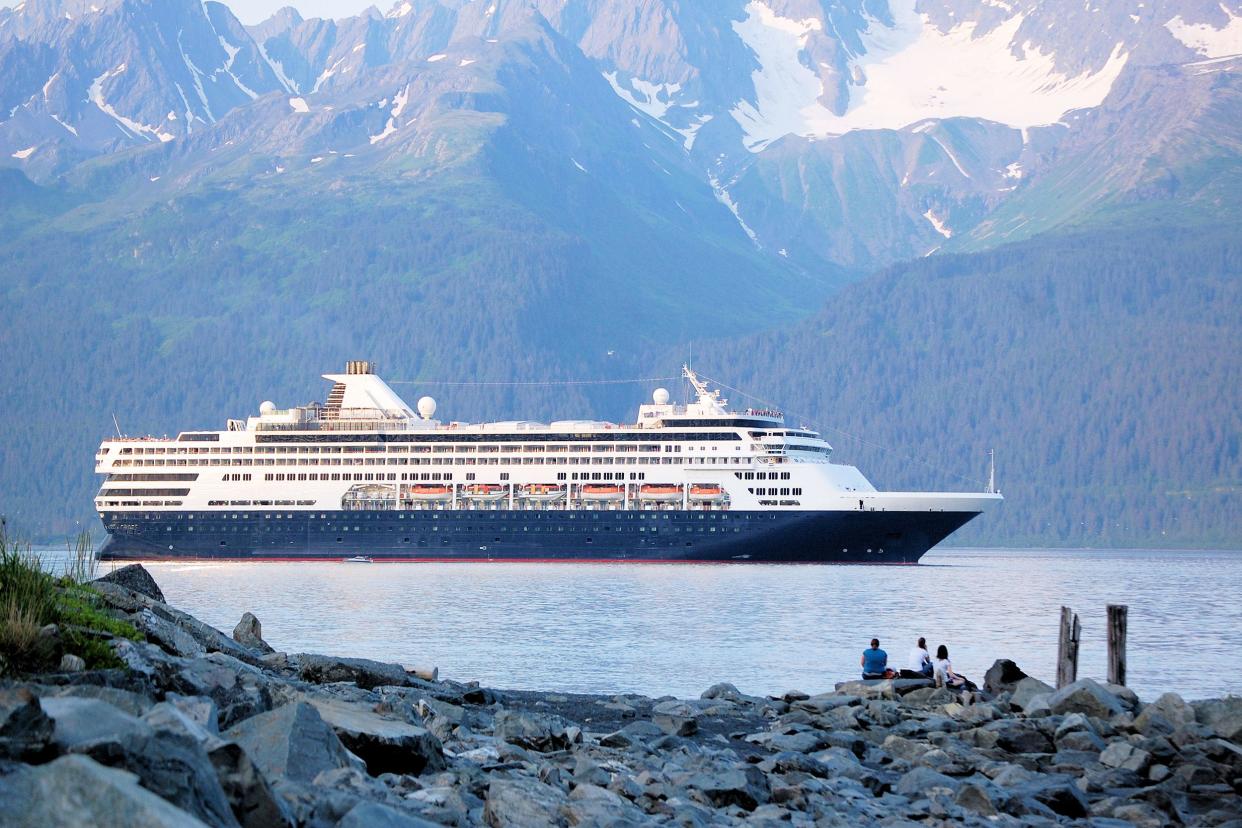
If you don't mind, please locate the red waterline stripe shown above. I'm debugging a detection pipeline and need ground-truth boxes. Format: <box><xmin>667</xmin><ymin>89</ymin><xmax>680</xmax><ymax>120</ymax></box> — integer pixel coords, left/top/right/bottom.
<box><xmin>119</xmin><ymin>556</ymin><xmax>918</xmax><ymax>565</ymax></box>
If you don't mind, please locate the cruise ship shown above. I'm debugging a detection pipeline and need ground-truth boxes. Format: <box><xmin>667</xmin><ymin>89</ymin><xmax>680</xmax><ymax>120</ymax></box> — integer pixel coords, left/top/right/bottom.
<box><xmin>95</xmin><ymin>362</ymin><xmax>1001</xmax><ymax>563</ymax></box>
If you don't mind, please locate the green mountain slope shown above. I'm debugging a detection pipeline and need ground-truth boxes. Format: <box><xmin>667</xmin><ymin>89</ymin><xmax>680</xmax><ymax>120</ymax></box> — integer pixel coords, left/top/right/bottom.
<box><xmin>694</xmin><ymin>222</ymin><xmax>1242</xmax><ymax>548</ymax></box>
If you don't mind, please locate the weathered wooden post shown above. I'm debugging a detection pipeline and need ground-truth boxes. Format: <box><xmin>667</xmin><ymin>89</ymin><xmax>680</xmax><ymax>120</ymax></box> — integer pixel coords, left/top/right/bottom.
<box><xmin>1107</xmin><ymin>604</ymin><xmax>1128</xmax><ymax>686</ymax></box>
<box><xmin>1057</xmin><ymin>606</ymin><xmax>1081</xmax><ymax>688</ymax></box>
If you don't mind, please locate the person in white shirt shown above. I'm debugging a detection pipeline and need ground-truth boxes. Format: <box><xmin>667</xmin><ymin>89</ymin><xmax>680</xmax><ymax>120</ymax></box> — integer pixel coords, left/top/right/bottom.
<box><xmin>933</xmin><ymin>644</ymin><xmax>969</xmax><ymax>691</ymax></box>
<box><xmin>907</xmin><ymin>637</ymin><xmax>932</xmax><ymax>678</ymax></box>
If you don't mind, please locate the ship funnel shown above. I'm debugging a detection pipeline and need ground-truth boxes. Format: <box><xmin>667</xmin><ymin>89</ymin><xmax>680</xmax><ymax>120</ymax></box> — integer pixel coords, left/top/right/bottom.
<box><xmin>346</xmin><ymin>361</ymin><xmax>374</xmax><ymax>375</ymax></box>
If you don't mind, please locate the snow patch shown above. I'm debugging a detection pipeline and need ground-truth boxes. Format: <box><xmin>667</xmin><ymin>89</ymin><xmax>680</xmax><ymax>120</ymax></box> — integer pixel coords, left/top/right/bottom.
<box><xmin>289</xmin><ymin>97</ymin><xmax>309</xmax><ymax>113</ymax></box>
<box><xmin>928</xmin><ymin>133</ymin><xmax>970</xmax><ymax>178</ymax></box>
<box><xmin>370</xmin><ymin>83</ymin><xmax>409</xmax><ymax>144</ymax></box>
<box><xmin>11</xmin><ymin>145</ymin><xmax>35</xmax><ymax>159</ymax></box>
<box><xmin>310</xmin><ymin>156</ymin><xmax>324</xmax><ymax>163</ymax></box>
<box><xmin>88</xmin><ymin>64</ymin><xmax>175</xmax><ymax>142</ymax></box>
<box><xmin>369</xmin><ymin>120</ymin><xmax>397</xmax><ymax>144</ymax></box>
<box><xmin>1004</xmin><ymin>161</ymin><xmax>1024</xmax><ymax>179</ymax></box>
<box><xmin>217</xmin><ymin>35</ymin><xmax>258</xmax><ymax>99</ymax></box>
<box><xmin>923</xmin><ymin>208</ymin><xmax>953</xmax><ymax>238</ymax></box>
<box><xmin>1166</xmin><ymin>6</ymin><xmax>1242</xmax><ymax>58</ymax></box>
<box><xmin>41</xmin><ymin>71</ymin><xmax>58</xmax><ymax>100</ymax></box>
<box><xmin>729</xmin><ymin>0</ymin><xmax>1129</xmax><ymax>151</ymax></box>
<box><xmin>602</xmin><ymin>72</ymin><xmax>682</xmax><ymax>120</ymax></box>
<box><xmin>459</xmin><ymin>58</ymin><xmax>475</xmax><ymax>67</ymax></box>
<box><xmin>313</xmin><ymin>55</ymin><xmax>347</xmax><ymax>93</ymax></box>
<box><xmin>427</xmin><ymin>54</ymin><xmax>447</xmax><ymax>63</ymax></box>
<box><xmin>709</xmin><ymin>174</ymin><xmax>760</xmax><ymax>246</ymax></box>
<box><xmin>257</xmin><ymin>40</ymin><xmax>298</xmax><ymax>93</ymax></box>
<box><xmin>571</xmin><ymin>158</ymin><xmax>587</xmax><ymax>173</ymax></box>
<box><xmin>149</xmin><ymin>176</ymin><xmax>160</xmax><ymax>182</ymax></box>
<box><xmin>50</xmin><ymin>113</ymin><xmax>77</xmax><ymax>135</ymax></box>
<box><xmin>178</xmin><ymin>30</ymin><xmax>216</xmax><ymax>123</ymax></box>
<box><xmin>388</xmin><ymin>2</ymin><xmax>412</xmax><ymax>18</ymax></box>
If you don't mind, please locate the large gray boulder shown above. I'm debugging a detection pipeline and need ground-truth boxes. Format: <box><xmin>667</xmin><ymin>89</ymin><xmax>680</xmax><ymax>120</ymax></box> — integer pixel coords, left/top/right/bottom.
<box><xmin>172</xmin><ymin>654</ymin><xmax>274</xmax><ymax>729</ymax></box>
<box><xmin>1009</xmin><ymin>677</ymin><xmax>1054</xmax><ymax>712</ymax></box>
<box><xmin>562</xmin><ymin>783</ymin><xmax>649</xmax><ymax>826</ymax></box>
<box><xmin>651</xmin><ymin>699</ymin><xmax>699</xmax><ymax>736</ymax></box>
<box><xmin>207</xmin><ymin>741</ymin><xmax>295</xmax><ymax>828</ymax></box>
<box><xmin>685</xmin><ymin>766</ymin><xmax>770</xmax><ymax>811</ymax></box>
<box><xmin>72</xmin><ymin>726</ymin><xmax>239</xmax><ymax>827</ymax></box>
<box><xmin>93</xmin><ymin>582</ymin><xmax>259</xmax><ymax>665</ymax></box>
<box><xmin>0</xmin><ymin>754</ymin><xmax>209</xmax><ymax>827</ymax></box>
<box><xmin>1194</xmin><ymin>696</ymin><xmax>1242</xmax><ymax>742</ymax></box>
<box><xmin>297</xmin><ymin>654</ymin><xmax>411</xmax><ymax>690</ymax></box>
<box><xmin>304</xmin><ymin>695</ymin><xmax>446</xmax><ymax>776</ymax></box>
<box><xmin>0</xmin><ymin>686</ymin><xmax>54</xmax><ymax>761</ymax></box>
<box><xmin>983</xmin><ymin>659</ymin><xmax>1029</xmax><ymax>695</ymax></box>
<box><xmin>493</xmin><ymin>708</ymin><xmax>581</xmax><ymax>753</ymax></box>
<box><xmin>232</xmin><ymin>613</ymin><xmax>275</xmax><ymax>655</ymax></box>
<box><xmin>40</xmin><ymin>696</ymin><xmax>153</xmax><ymax>750</ymax></box>
<box><xmin>94</xmin><ymin>563</ymin><xmax>165</xmax><ymax>603</ymax></box>
<box><xmin>894</xmin><ymin>765</ymin><xmax>961</xmax><ymax>796</ymax></box>
<box><xmin>1134</xmin><ymin>692</ymin><xmax>1196</xmax><ymax>735</ymax></box>
<box><xmin>483</xmin><ymin>776</ymin><xmax>568</xmax><ymax>827</ymax></box>
<box><xmin>338</xmin><ymin>801</ymin><xmax>444</xmax><ymax>828</ymax></box>
<box><xmin>223</xmin><ymin>701</ymin><xmax>362</xmax><ymax>784</ymax></box>
<box><xmin>1046</xmin><ymin>679</ymin><xmax>1125</xmax><ymax>719</ymax></box>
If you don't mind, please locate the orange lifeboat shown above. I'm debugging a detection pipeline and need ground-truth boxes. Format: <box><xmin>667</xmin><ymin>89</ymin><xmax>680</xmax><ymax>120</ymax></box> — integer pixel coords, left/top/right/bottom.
<box><xmin>519</xmin><ymin>483</ymin><xmax>566</xmax><ymax>502</ymax></box>
<box><xmin>638</xmin><ymin>483</ymin><xmax>682</xmax><ymax>502</ymax></box>
<box><xmin>581</xmin><ymin>484</ymin><xmax>624</xmax><ymax>502</ymax></box>
<box><xmin>689</xmin><ymin>484</ymin><xmax>726</xmax><ymax>502</ymax></box>
<box><xmin>464</xmin><ymin>483</ymin><xmax>507</xmax><ymax>501</ymax></box>
<box><xmin>409</xmin><ymin>484</ymin><xmax>452</xmax><ymax>502</ymax></box>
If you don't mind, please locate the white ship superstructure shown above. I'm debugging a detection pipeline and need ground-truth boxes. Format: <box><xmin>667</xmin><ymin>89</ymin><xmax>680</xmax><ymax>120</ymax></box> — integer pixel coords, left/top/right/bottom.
<box><xmin>95</xmin><ymin>362</ymin><xmax>1000</xmax><ymax>562</ymax></box>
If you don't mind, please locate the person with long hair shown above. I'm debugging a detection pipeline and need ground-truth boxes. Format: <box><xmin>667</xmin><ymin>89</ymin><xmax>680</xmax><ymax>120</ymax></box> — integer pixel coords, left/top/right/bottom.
<box><xmin>933</xmin><ymin>644</ymin><xmax>969</xmax><ymax>691</ymax></box>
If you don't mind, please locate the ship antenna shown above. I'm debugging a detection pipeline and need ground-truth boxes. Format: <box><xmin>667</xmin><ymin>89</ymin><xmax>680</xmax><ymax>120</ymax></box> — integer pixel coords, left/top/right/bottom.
<box><xmin>988</xmin><ymin>449</ymin><xmax>996</xmax><ymax>494</ymax></box>
<box><xmin>112</xmin><ymin>413</ymin><xmax>123</xmax><ymax>438</ymax></box>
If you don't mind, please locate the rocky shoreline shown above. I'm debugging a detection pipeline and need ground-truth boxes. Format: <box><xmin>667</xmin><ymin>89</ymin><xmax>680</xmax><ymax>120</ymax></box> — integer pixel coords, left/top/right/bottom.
<box><xmin>1</xmin><ymin>565</ymin><xmax>1240</xmax><ymax>827</ymax></box>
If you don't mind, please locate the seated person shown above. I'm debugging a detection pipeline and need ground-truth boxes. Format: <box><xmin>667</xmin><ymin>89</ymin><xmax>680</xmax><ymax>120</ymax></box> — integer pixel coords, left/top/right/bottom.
<box><xmin>900</xmin><ymin>637</ymin><xmax>933</xmax><ymax>679</ymax></box>
<box><xmin>860</xmin><ymin>638</ymin><xmax>888</xmax><ymax>679</ymax></box>
<box><xmin>933</xmin><ymin>644</ymin><xmax>974</xmax><ymax>692</ymax></box>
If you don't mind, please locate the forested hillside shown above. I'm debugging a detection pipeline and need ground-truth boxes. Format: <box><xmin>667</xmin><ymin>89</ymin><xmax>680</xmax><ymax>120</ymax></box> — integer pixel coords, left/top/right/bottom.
<box><xmin>695</xmin><ymin>223</ymin><xmax>1242</xmax><ymax>548</ymax></box>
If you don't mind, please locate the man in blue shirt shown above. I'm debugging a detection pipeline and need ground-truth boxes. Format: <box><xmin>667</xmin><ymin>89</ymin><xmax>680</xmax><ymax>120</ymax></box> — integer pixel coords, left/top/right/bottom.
<box><xmin>860</xmin><ymin>638</ymin><xmax>888</xmax><ymax>679</ymax></box>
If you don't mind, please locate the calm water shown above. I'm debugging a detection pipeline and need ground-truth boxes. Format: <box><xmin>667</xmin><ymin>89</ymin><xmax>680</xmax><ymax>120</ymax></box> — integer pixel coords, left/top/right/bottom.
<box><xmin>66</xmin><ymin>548</ymin><xmax>1242</xmax><ymax>702</ymax></box>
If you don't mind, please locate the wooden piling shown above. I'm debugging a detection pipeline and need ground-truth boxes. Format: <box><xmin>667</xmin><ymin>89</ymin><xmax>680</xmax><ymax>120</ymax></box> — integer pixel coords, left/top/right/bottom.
<box><xmin>1107</xmin><ymin>604</ymin><xmax>1128</xmax><ymax>686</ymax></box>
<box><xmin>1057</xmin><ymin>606</ymin><xmax>1081</xmax><ymax>688</ymax></box>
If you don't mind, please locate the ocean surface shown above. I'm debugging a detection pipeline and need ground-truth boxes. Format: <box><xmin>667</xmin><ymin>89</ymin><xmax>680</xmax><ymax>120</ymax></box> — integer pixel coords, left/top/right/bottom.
<box><xmin>53</xmin><ymin>548</ymin><xmax>1242</xmax><ymax>702</ymax></box>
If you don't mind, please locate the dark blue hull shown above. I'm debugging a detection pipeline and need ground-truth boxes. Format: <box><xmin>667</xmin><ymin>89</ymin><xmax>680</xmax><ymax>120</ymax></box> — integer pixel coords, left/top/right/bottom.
<box><xmin>98</xmin><ymin>508</ymin><xmax>978</xmax><ymax>564</ymax></box>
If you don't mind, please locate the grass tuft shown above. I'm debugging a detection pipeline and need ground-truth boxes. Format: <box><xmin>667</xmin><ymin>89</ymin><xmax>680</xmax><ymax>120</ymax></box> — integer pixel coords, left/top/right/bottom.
<box><xmin>0</xmin><ymin>524</ymin><xmax>140</xmax><ymax>674</ymax></box>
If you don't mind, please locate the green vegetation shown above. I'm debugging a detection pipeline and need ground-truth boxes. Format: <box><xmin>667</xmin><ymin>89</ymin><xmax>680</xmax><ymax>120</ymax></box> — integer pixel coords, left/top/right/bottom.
<box><xmin>0</xmin><ymin>526</ymin><xmax>140</xmax><ymax>675</ymax></box>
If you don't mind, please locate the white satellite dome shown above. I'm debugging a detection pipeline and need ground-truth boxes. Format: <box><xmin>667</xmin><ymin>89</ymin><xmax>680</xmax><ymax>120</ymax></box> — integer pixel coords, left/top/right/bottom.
<box><xmin>417</xmin><ymin>396</ymin><xmax>437</xmax><ymax>419</ymax></box>
<box><xmin>653</xmin><ymin>388</ymin><xmax>670</xmax><ymax>405</ymax></box>
<box><xmin>259</xmin><ymin>400</ymin><xmax>276</xmax><ymax>415</ymax></box>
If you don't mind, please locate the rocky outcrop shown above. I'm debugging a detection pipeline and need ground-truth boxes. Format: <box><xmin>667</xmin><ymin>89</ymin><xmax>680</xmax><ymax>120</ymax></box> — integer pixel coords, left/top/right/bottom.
<box><xmin>94</xmin><ymin>564</ymin><xmax>166</xmax><ymax>603</ymax></box>
<box><xmin>2</xmin><ymin>565</ymin><xmax>1240</xmax><ymax>827</ymax></box>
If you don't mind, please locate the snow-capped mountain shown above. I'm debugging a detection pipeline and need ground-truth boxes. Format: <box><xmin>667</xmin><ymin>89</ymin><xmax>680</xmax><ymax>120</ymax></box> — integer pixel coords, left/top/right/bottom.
<box><xmin>1</xmin><ymin>0</ymin><xmax>1240</xmax><ymax>267</ymax></box>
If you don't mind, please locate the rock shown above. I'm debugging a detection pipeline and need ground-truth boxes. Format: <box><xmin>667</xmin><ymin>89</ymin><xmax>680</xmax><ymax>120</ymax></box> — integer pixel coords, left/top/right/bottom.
<box><xmin>337</xmin><ymin>800</ymin><xmax>443</xmax><ymax>828</ymax></box>
<box><xmin>30</xmin><ymin>623</ymin><xmax>63</xmax><ymax>668</ymax></box>
<box><xmin>484</xmin><ymin>776</ymin><xmax>568</xmax><ymax>827</ymax></box>
<box><xmin>40</xmin><ymin>696</ymin><xmax>153</xmax><ymax>750</ymax></box>
<box><xmin>1009</xmin><ymin>676</ymin><xmax>1054</xmax><ymax>712</ymax></box>
<box><xmin>1056</xmin><ymin>729</ymin><xmax>1106</xmax><ymax>752</ymax></box>
<box><xmin>1100</xmin><ymin>740</ymin><xmax>1152</xmax><ymax>773</ymax></box>
<box><xmin>890</xmin><ymin>678</ymin><xmax>935</xmax><ymax>695</ymax></box>
<box><xmin>792</xmin><ymin>692</ymin><xmax>858</xmax><ymax>713</ymax></box>
<box><xmin>95</xmin><ymin>564</ymin><xmax>166</xmax><ymax>603</ymax></box>
<box><xmin>206</xmin><ymin>741</ymin><xmax>294</xmax><ymax>828</ymax></box>
<box><xmin>902</xmin><ymin>687</ymin><xmax>955</xmax><ymax>706</ymax></box>
<box><xmin>1046</xmin><ymin>678</ymin><xmax>1125</xmax><ymax>719</ymax></box>
<box><xmin>0</xmin><ymin>686</ymin><xmax>54</xmax><ymax>761</ymax></box>
<box><xmin>93</xmin><ymin>582</ymin><xmax>258</xmax><ymax>664</ymax></box>
<box><xmin>1111</xmin><ymin>802</ymin><xmax>1169</xmax><ymax>828</ymax></box>
<box><xmin>297</xmin><ymin>654</ymin><xmax>411</xmax><ymax>690</ymax></box>
<box><xmin>171</xmin><ymin>654</ymin><xmax>274</xmax><ymax>730</ymax></box>
<box><xmin>599</xmin><ymin>720</ymin><xmax>665</xmax><ymax>749</ymax></box>
<box><xmin>59</xmin><ymin>653</ymin><xmax>86</xmax><ymax>672</ymax></box>
<box><xmin>1023</xmin><ymin>778</ymin><xmax>1089</xmax><ymax>819</ymax></box>
<box><xmin>833</xmin><ymin>680</ymin><xmax>895</xmax><ymax>700</ymax></box>
<box><xmin>493</xmin><ymin>708</ymin><xmax>581</xmax><ymax>752</ymax></box>
<box><xmin>223</xmin><ymin>701</ymin><xmax>362</xmax><ymax>784</ymax></box>
<box><xmin>701</xmin><ymin>682</ymin><xmax>743</xmax><ymax>701</ymax></box>
<box><xmin>72</xmin><ymin>725</ymin><xmax>239</xmax><ymax>827</ymax></box>
<box><xmin>686</xmin><ymin>766</ymin><xmax>770</xmax><ymax>811</ymax></box>
<box><xmin>232</xmin><ymin>613</ymin><xmax>275</xmax><ymax>655</ymax></box>
<box><xmin>985</xmin><ymin>720</ymin><xmax>1053</xmax><ymax>754</ymax></box>
<box><xmin>1194</xmin><ymin>696</ymin><xmax>1242</xmax><ymax>742</ymax></box>
<box><xmin>0</xmin><ymin>753</ymin><xmax>209</xmax><ymax>826</ymax></box>
<box><xmin>562</xmin><ymin>782</ymin><xmax>648</xmax><ymax>826</ymax></box>
<box><xmin>767</xmin><ymin>729</ymin><xmax>831</xmax><ymax>753</ymax></box>
<box><xmin>983</xmin><ymin>659</ymin><xmax>1029</xmax><ymax>695</ymax></box>
<box><xmin>1134</xmin><ymin>692</ymin><xmax>1196</xmax><ymax>735</ymax></box>
<box><xmin>651</xmin><ymin>699</ymin><xmax>698</xmax><ymax>737</ymax></box>
<box><xmin>304</xmin><ymin>695</ymin><xmax>446</xmax><ymax>776</ymax></box>
<box><xmin>894</xmin><ymin>765</ymin><xmax>961</xmax><ymax>796</ymax></box>
<box><xmin>131</xmin><ymin>607</ymin><xmax>206</xmax><ymax>658</ymax></box>
<box><xmin>955</xmin><ymin>782</ymin><xmax>998</xmax><ymax>817</ymax></box>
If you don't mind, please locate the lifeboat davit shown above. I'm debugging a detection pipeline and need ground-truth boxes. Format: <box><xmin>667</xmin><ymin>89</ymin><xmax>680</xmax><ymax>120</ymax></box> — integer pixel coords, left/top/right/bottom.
<box><xmin>689</xmin><ymin>484</ymin><xmax>726</xmax><ymax>503</ymax></box>
<box><xmin>409</xmin><ymin>484</ymin><xmax>452</xmax><ymax>502</ymax></box>
<box><xmin>581</xmin><ymin>484</ymin><xmax>624</xmax><ymax>502</ymax></box>
<box><xmin>638</xmin><ymin>484</ymin><xmax>683</xmax><ymax>502</ymax></box>
<box><xmin>464</xmin><ymin>483</ymin><xmax>507</xmax><ymax>501</ymax></box>
<box><xmin>520</xmin><ymin>484</ymin><xmax>566</xmax><ymax>502</ymax></box>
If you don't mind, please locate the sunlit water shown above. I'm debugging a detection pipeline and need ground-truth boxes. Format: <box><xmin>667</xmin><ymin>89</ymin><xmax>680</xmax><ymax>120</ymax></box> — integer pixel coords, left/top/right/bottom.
<box><xmin>47</xmin><ymin>548</ymin><xmax>1242</xmax><ymax>702</ymax></box>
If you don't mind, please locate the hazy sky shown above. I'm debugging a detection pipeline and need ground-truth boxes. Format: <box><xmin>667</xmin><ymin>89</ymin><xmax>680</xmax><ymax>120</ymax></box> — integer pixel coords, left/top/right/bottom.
<box><xmin>0</xmin><ymin>1</ymin><xmax>385</xmax><ymax>25</ymax></box>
